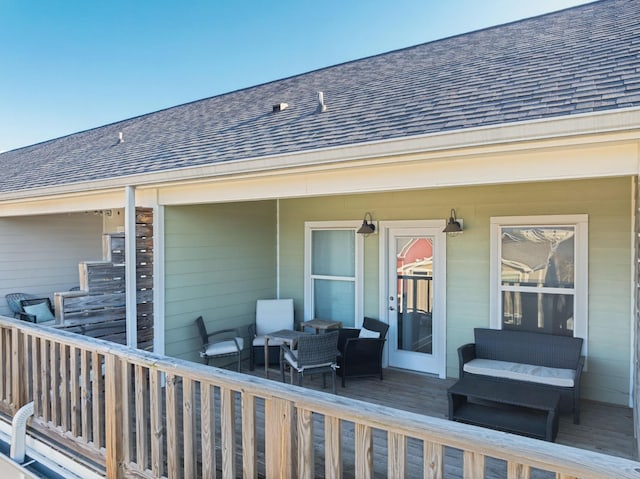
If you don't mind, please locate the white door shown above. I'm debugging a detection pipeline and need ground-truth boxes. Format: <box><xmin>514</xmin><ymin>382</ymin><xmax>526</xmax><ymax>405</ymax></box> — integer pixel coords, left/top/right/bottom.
<box><xmin>382</xmin><ymin>222</ymin><xmax>446</xmax><ymax>378</ymax></box>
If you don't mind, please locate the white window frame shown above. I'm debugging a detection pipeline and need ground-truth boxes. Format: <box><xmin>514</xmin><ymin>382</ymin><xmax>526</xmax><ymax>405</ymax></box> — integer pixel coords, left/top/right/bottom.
<box><xmin>489</xmin><ymin>215</ymin><xmax>588</xmax><ymax>354</ymax></box>
<box><xmin>304</xmin><ymin>221</ymin><xmax>364</xmax><ymax>326</ymax></box>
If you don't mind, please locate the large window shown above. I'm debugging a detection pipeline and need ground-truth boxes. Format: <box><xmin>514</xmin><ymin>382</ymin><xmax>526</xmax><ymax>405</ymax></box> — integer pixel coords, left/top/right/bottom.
<box><xmin>304</xmin><ymin>222</ymin><xmax>363</xmax><ymax>328</ymax></box>
<box><xmin>490</xmin><ymin>216</ymin><xmax>588</xmax><ymax>343</ymax></box>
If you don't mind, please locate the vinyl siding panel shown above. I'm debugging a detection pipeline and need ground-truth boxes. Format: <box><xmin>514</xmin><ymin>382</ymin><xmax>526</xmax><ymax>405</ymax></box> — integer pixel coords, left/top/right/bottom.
<box><xmin>164</xmin><ymin>201</ymin><xmax>277</xmax><ymax>362</ymax></box>
<box><xmin>0</xmin><ymin>213</ymin><xmax>103</xmax><ymax>317</ymax></box>
<box><xmin>278</xmin><ymin>177</ymin><xmax>632</xmax><ymax>405</ymax></box>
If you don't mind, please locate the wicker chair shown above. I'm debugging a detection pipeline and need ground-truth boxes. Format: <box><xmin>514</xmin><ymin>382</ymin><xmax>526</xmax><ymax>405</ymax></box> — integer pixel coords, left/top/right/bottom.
<box><xmin>5</xmin><ymin>292</ymin><xmax>37</xmax><ymax>318</ymax></box>
<box><xmin>337</xmin><ymin>317</ymin><xmax>389</xmax><ymax>387</ymax></box>
<box><xmin>18</xmin><ymin>297</ymin><xmax>56</xmax><ymax>323</ymax></box>
<box><xmin>195</xmin><ymin>316</ymin><xmax>244</xmax><ymax>372</ymax></box>
<box><xmin>280</xmin><ymin>330</ymin><xmax>339</xmax><ymax>394</ymax></box>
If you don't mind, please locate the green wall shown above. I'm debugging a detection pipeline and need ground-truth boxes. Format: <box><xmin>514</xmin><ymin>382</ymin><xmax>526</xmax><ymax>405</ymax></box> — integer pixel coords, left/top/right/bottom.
<box><xmin>162</xmin><ymin>178</ymin><xmax>632</xmax><ymax>405</ymax></box>
<box><xmin>164</xmin><ymin>201</ymin><xmax>277</xmax><ymax>363</ymax></box>
<box><xmin>278</xmin><ymin>177</ymin><xmax>632</xmax><ymax>405</ymax></box>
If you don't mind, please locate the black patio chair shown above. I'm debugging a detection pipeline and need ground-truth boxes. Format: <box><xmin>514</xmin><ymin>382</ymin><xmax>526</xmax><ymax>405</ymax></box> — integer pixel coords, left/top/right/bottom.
<box><xmin>18</xmin><ymin>297</ymin><xmax>56</xmax><ymax>323</ymax></box>
<box><xmin>337</xmin><ymin>317</ymin><xmax>389</xmax><ymax>387</ymax></box>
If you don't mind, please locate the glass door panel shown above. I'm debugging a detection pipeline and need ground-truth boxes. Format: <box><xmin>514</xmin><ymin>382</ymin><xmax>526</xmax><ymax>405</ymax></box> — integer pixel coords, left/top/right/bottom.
<box><xmin>386</xmin><ymin>224</ymin><xmax>445</xmax><ymax>377</ymax></box>
<box><xmin>396</xmin><ymin>237</ymin><xmax>433</xmax><ymax>354</ymax></box>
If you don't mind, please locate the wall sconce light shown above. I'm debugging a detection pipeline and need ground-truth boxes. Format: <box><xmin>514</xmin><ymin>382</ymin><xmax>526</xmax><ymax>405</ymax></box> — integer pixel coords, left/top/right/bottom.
<box><xmin>357</xmin><ymin>212</ymin><xmax>376</xmax><ymax>235</ymax></box>
<box><xmin>443</xmin><ymin>209</ymin><xmax>463</xmax><ymax>235</ymax></box>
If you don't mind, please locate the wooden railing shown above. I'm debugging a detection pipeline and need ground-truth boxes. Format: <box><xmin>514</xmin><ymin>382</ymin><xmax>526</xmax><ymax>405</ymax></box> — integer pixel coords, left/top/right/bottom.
<box><xmin>0</xmin><ymin>316</ymin><xmax>638</xmax><ymax>479</ymax></box>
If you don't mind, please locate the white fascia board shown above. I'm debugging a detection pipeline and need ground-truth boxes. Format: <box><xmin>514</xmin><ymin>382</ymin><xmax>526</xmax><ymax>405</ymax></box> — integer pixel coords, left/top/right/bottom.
<box><xmin>0</xmin><ymin>107</ymin><xmax>639</xmax><ymax>204</ymax></box>
<box><xmin>158</xmin><ymin>140</ymin><xmax>639</xmax><ymax>205</ymax></box>
<box><xmin>0</xmin><ymin>190</ymin><xmax>124</xmax><ymax>217</ymax></box>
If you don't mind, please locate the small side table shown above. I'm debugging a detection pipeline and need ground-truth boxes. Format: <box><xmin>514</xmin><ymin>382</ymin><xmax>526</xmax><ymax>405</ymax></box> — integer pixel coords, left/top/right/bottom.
<box><xmin>264</xmin><ymin>329</ymin><xmax>311</xmax><ymax>379</ymax></box>
<box><xmin>300</xmin><ymin>318</ymin><xmax>342</xmax><ymax>334</ymax></box>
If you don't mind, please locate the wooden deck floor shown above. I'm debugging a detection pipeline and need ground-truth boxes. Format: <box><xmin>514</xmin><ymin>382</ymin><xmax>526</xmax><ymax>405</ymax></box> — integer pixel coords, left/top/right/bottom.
<box><xmin>248</xmin><ymin>364</ymin><xmax>636</xmax><ymax>462</ymax></box>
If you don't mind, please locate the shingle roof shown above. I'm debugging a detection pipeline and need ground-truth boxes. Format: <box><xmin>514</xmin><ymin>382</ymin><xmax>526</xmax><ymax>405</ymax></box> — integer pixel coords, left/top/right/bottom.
<box><xmin>1</xmin><ymin>0</ymin><xmax>639</xmax><ymax>195</ymax></box>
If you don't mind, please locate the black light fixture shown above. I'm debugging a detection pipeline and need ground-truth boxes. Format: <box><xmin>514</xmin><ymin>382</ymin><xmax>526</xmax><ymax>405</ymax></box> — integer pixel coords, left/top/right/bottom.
<box><xmin>443</xmin><ymin>208</ymin><xmax>463</xmax><ymax>234</ymax></box>
<box><xmin>357</xmin><ymin>212</ymin><xmax>376</xmax><ymax>235</ymax></box>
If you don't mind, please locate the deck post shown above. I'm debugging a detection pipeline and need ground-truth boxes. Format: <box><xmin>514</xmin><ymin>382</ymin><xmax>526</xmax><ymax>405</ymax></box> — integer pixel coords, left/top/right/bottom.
<box><xmin>355</xmin><ymin>423</ymin><xmax>373</xmax><ymax>478</ymax></box>
<box><xmin>220</xmin><ymin>387</ymin><xmax>237</xmax><ymax>478</ymax></box>
<box><xmin>297</xmin><ymin>408</ymin><xmax>314</xmax><ymax>479</ymax></box>
<box><xmin>242</xmin><ymin>393</ymin><xmax>257</xmax><ymax>477</ymax></box>
<box><xmin>265</xmin><ymin>396</ymin><xmax>294</xmax><ymax>478</ymax></box>
<box><xmin>325</xmin><ymin>416</ymin><xmax>342</xmax><ymax>478</ymax></box>
<box><xmin>11</xmin><ymin>327</ymin><xmax>25</xmax><ymax>411</ymax></box>
<box><xmin>105</xmin><ymin>353</ymin><xmax>124</xmax><ymax>479</ymax></box>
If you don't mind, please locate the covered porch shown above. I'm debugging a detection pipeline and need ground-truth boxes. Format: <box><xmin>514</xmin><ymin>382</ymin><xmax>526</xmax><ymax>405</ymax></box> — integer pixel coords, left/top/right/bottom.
<box><xmin>0</xmin><ymin>112</ymin><xmax>637</xmax><ymax>477</ymax></box>
<box><xmin>0</xmin><ymin>175</ymin><xmax>635</xmax><ymax>424</ymax></box>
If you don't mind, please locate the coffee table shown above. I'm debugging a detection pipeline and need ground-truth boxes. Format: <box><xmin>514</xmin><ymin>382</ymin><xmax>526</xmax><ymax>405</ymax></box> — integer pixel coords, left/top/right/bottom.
<box><xmin>263</xmin><ymin>329</ymin><xmax>311</xmax><ymax>379</ymax></box>
<box><xmin>448</xmin><ymin>375</ymin><xmax>560</xmax><ymax>441</ymax></box>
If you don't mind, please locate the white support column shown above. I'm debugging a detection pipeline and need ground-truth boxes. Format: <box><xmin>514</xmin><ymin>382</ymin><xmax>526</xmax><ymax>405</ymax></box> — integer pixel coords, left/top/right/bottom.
<box><xmin>276</xmin><ymin>199</ymin><xmax>280</xmax><ymax>299</ymax></box>
<box><xmin>631</xmin><ymin>176</ymin><xmax>637</xmax><ymax>410</ymax></box>
<box><xmin>153</xmin><ymin>203</ymin><xmax>165</xmax><ymax>355</ymax></box>
<box><xmin>125</xmin><ymin>186</ymin><xmax>138</xmax><ymax>349</ymax></box>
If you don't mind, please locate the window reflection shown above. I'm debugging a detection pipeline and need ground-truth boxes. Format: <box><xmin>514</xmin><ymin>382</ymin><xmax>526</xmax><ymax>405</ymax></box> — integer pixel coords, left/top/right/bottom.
<box><xmin>500</xmin><ymin>226</ymin><xmax>575</xmax><ymax>336</ymax></box>
<box><xmin>396</xmin><ymin>237</ymin><xmax>434</xmax><ymax>353</ymax></box>
<box><xmin>502</xmin><ymin>291</ymin><xmax>574</xmax><ymax>336</ymax></box>
<box><xmin>501</xmin><ymin>227</ymin><xmax>574</xmax><ymax>288</ymax></box>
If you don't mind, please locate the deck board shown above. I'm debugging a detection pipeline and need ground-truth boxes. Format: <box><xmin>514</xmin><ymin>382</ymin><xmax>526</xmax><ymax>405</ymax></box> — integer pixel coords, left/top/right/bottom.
<box><xmin>187</xmin><ymin>363</ymin><xmax>633</xmax><ymax>478</ymax></box>
<box><xmin>246</xmin><ymin>364</ymin><xmax>636</xmax><ymax>462</ymax></box>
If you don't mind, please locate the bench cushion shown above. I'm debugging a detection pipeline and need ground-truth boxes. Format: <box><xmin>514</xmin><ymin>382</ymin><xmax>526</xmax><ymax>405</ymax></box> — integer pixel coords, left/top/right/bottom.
<box><xmin>463</xmin><ymin>358</ymin><xmax>575</xmax><ymax>388</ymax></box>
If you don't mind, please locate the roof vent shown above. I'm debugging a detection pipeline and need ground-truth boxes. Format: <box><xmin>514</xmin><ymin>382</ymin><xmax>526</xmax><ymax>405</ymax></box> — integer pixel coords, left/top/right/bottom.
<box><xmin>318</xmin><ymin>92</ymin><xmax>327</xmax><ymax>112</ymax></box>
<box><xmin>272</xmin><ymin>103</ymin><xmax>289</xmax><ymax>112</ymax></box>
<box><xmin>118</xmin><ymin>132</ymin><xmax>124</xmax><ymax>143</ymax></box>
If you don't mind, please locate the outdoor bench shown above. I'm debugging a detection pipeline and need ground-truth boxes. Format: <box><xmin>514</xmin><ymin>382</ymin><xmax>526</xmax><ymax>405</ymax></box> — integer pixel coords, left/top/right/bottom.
<box><xmin>456</xmin><ymin>328</ymin><xmax>584</xmax><ymax>424</ymax></box>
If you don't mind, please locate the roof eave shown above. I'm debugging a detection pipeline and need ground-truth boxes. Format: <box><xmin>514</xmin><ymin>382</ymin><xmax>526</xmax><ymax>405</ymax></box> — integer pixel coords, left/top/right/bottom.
<box><xmin>1</xmin><ymin>107</ymin><xmax>639</xmax><ymax>202</ymax></box>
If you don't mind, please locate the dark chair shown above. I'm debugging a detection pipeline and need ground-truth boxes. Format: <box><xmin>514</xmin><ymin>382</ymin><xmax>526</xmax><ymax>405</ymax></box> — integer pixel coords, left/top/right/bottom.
<box><xmin>195</xmin><ymin>316</ymin><xmax>244</xmax><ymax>371</ymax></box>
<box><xmin>18</xmin><ymin>297</ymin><xmax>56</xmax><ymax>323</ymax></box>
<box><xmin>5</xmin><ymin>293</ymin><xmax>37</xmax><ymax>318</ymax></box>
<box><xmin>280</xmin><ymin>330</ymin><xmax>339</xmax><ymax>394</ymax></box>
<box><xmin>337</xmin><ymin>317</ymin><xmax>389</xmax><ymax>387</ymax></box>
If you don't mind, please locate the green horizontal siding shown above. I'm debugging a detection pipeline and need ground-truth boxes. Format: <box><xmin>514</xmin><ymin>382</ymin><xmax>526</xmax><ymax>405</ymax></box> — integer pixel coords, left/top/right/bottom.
<box><xmin>164</xmin><ymin>201</ymin><xmax>277</xmax><ymax>362</ymax></box>
<box><xmin>161</xmin><ymin>178</ymin><xmax>632</xmax><ymax>404</ymax></box>
<box><xmin>279</xmin><ymin>177</ymin><xmax>632</xmax><ymax>405</ymax></box>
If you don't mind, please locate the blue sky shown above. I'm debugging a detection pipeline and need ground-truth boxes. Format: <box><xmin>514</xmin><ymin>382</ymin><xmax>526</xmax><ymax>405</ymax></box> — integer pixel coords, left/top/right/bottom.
<box><xmin>0</xmin><ymin>0</ymin><xmax>592</xmax><ymax>152</ymax></box>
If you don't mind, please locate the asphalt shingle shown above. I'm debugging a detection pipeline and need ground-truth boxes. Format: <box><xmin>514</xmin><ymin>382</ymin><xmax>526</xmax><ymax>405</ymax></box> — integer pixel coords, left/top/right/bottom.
<box><xmin>1</xmin><ymin>0</ymin><xmax>639</xmax><ymax>195</ymax></box>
